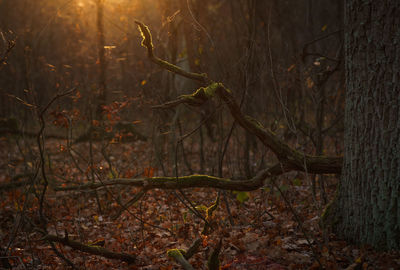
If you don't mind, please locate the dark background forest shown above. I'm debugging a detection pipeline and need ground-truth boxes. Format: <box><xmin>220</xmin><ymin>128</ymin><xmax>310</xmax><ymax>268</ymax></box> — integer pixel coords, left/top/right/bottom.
<box><xmin>0</xmin><ymin>0</ymin><xmax>398</xmax><ymax>269</ymax></box>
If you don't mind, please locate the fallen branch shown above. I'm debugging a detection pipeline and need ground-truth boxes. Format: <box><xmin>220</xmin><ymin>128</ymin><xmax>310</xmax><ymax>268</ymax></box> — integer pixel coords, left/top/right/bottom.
<box><xmin>167</xmin><ymin>249</ymin><xmax>194</xmax><ymax>270</ymax></box>
<box><xmin>134</xmin><ymin>21</ymin><xmax>343</xmax><ymax>175</ymax></box>
<box><xmin>207</xmin><ymin>238</ymin><xmax>222</xmax><ymax>270</ymax></box>
<box><xmin>184</xmin><ymin>238</ymin><xmax>201</xmax><ymax>260</ymax></box>
<box><xmin>54</xmin><ymin>164</ymin><xmax>287</xmax><ymax>192</ymax></box>
<box><xmin>214</xmin><ymin>84</ymin><xmax>342</xmax><ymax>174</ymax></box>
<box><xmin>152</xmin><ymin>82</ymin><xmax>342</xmax><ymax>174</ymax></box>
<box><xmin>42</xmin><ymin>234</ymin><xmax>136</xmax><ymax>264</ymax></box>
<box><xmin>55</xmin><ymin>22</ymin><xmax>343</xmax><ymax>196</ymax></box>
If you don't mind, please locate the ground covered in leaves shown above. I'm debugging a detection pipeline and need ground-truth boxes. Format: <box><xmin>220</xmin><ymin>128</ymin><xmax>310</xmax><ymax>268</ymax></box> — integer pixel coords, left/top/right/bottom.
<box><xmin>0</xmin><ymin>138</ymin><xmax>399</xmax><ymax>269</ymax></box>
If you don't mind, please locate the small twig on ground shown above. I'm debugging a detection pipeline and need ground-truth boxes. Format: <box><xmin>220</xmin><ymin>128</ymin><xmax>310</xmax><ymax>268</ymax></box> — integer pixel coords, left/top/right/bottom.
<box><xmin>42</xmin><ymin>234</ymin><xmax>136</xmax><ymax>264</ymax></box>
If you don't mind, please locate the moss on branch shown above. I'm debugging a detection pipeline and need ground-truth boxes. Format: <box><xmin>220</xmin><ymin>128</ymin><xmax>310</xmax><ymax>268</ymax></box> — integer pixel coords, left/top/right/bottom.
<box><xmin>214</xmin><ymin>84</ymin><xmax>343</xmax><ymax>174</ymax></box>
<box><xmin>154</xmin><ymin>81</ymin><xmax>343</xmax><ymax>174</ymax></box>
<box><xmin>206</xmin><ymin>193</ymin><xmax>220</xmax><ymax>220</ymax></box>
<box><xmin>42</xmin><ymin>234</ymin><xmax>136</xmax><ymax>263</ymax></box>
<box><xmin>54</xmin><ymin>173</ymin><xmax>270</xmax><ymax>192</ymax></box>
<box><xmin>135</xmin><ymin>20</ymin><xmax>153</xmax><ymax>57</ymax></box>
<box><xmin>184</xmin><ymin>238</ymin><xmax>201</xmax><ymax>259</ymax></box>
<box><xmin>207</xmin><ymin>239</ymin><xmax>222</xmax><ymax>270</ymax></box>
<box><xmin>135</xmin><ymin>21</ymin><xmax>343</xmax><ymax>179</ymax></box>
<box><xmin>54</xmin><ymin>165</ymin><xmax>290</xmax><ymax>192</ymax></box>
<box><xmin>167</xmin><ymin>249</ymin><xmax>194</xmax><ymax>270</ymax></box>
<box><xmin>135</xmin><ymin>21</ymin><xmax>209</xmax><ymax>83</ymax></box>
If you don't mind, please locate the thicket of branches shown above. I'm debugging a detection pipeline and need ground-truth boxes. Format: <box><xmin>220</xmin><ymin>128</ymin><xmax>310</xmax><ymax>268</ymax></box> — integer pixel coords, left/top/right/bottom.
<box><xmin>1</xmin><ymin>0</ymin><xmax>344</xmax><ymax>188</ymax></box>
<box><xmin>0</xmin><ymin>0</ymin><xmax>348</xmax><ymax>268</ymax></box>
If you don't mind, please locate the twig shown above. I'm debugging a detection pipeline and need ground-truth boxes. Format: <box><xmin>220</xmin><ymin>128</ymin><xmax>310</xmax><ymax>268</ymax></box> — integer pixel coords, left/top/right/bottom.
<box><xmin>111</xmin><ymin>188</ymin><xmax>147</xmax><ymax>220</ymax></box>
<box><xmin>302</xmin><ymin>29</ymin><xmax>342</xmax><ymax>62</ymax></box>
<box><xmin>272</xmin><ymin>178</ymin><xmax>323</xmax><ymax>268</ymax></box>
<box><xmin>36</xmin><ymin>88</ymin><xmax>76</xmax><ymax>222</ymax></box>
<box><xmin>48</xmin><ymin>241</ymin><xmax>77</xmax><ymax>269</ymax></box>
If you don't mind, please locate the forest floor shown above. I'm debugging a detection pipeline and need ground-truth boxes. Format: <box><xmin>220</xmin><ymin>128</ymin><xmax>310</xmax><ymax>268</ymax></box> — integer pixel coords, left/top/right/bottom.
<box><xmin>0</xmin><ymin>138</ymin><xmax>399</xmax><ymax>269</ymax></box>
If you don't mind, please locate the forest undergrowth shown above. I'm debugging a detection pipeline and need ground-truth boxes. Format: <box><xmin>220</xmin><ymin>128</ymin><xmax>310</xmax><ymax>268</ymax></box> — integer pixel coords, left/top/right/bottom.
<box><xmin>1</xmin><ymin>137</ymin><xmax>399</xmax><ymax>269</ymax></box>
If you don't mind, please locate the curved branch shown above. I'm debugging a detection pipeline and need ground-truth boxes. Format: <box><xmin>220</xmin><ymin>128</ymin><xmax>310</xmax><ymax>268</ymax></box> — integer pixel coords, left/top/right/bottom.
<box><xmin>153</xmin><ymin>84</ymin><xmax>342</xmax><ymax>174</ymax></box>
<box><xmin>214</xmin><ymin>85</ymin><xmax>342</xmax><ymax>174</ymax></box>
<box><xmin>135</xmin><ymin>22</ymin><xmax>343</xmax><ymax>175</ymax></box>
<box><xmin>135</xmin><ymin>21</ymin><xmax>210</xmax><ymax>84</ymax></box>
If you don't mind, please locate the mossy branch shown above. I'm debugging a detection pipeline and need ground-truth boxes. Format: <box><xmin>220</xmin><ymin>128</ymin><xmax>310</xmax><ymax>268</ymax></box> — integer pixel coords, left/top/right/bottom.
<box><xmin>152</xmin><ymin>82</ymin><xmax>221</xmax><ymax>109</ymax></box>
<box><xmin>135</xmin><ymin>20</ymin><xmax>154</xmax><ymax>57</ymax></box>
<box><xmin>54</xmin><ymin>164</ymin><xmax>287</xmax><ymax>192</ymax></box>
<box><xmin>42</xmin><ymin>234</ymin><xmax>136</xmax><ymax>264</ymax></box>
<box><xmin>184</xmin><ymin>238</ymin><xmax>201</xmax><ymax>259</ymax></box>
<box><xmin>135</xmin><ymin>21</ymin><xmax>342</xmax><ymax>176</ymax></box>
<box><xmin>201</xmin><ymin>192</ymin><xmax>221</xmax><ymax>235</ymax></box>
<box><xmin>154</xmin><ymin>83</ymin><xmax>343</xmax><ymax>174</ymax></box>
<box><xmin>206</xmin><ymin>192</ymin><xmax>220</xmax><ymax>220</ymax></box>
<box><xmin>207</xmin><ymin>238</ymin><xmax>222</xmax><ymax>270</ymax></box>
<box><xmin>214</xmin><ymin>84</ymin><xmax>343</xmax><ymax>174</ymax></box>
<box><xmin>167</xmin><ymin>249</ymin><xmax>195</xmax><ymax>270</ymax></box>
<box><xmin>135</xmin><ymin>20</ymin><xmax>209</xmax><ymax>84</ymax></box>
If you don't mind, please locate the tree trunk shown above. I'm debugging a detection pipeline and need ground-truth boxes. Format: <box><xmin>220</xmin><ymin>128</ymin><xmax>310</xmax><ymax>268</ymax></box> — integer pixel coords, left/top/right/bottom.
<box><xmin>328</xmin><ymin>0</ymin><xmax>400</xmax><ymax>250</ymax></box>
<box><xmin>95</xmin><ymin>0</ymin><xmax>107</xmax><ymax>119</ymax></box>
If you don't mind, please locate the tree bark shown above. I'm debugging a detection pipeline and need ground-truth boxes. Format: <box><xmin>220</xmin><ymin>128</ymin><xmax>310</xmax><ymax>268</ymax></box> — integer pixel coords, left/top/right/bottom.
<box><xmin>328</xmin><ymin>0</ymin><xmax>400</xmax><ymax>250</ymax></box>
<box><xmin>95</xmin><ymin>0</ymin><xmax>107</xmax><ymax>119</ymax></box>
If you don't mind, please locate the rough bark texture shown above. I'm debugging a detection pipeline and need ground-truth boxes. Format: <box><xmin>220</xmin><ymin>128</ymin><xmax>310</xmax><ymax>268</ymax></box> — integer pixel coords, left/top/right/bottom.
<box><xmin>332</xmin><ymin>0</ymin><xmax>400</xmax><ymax>250</ymax></box>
